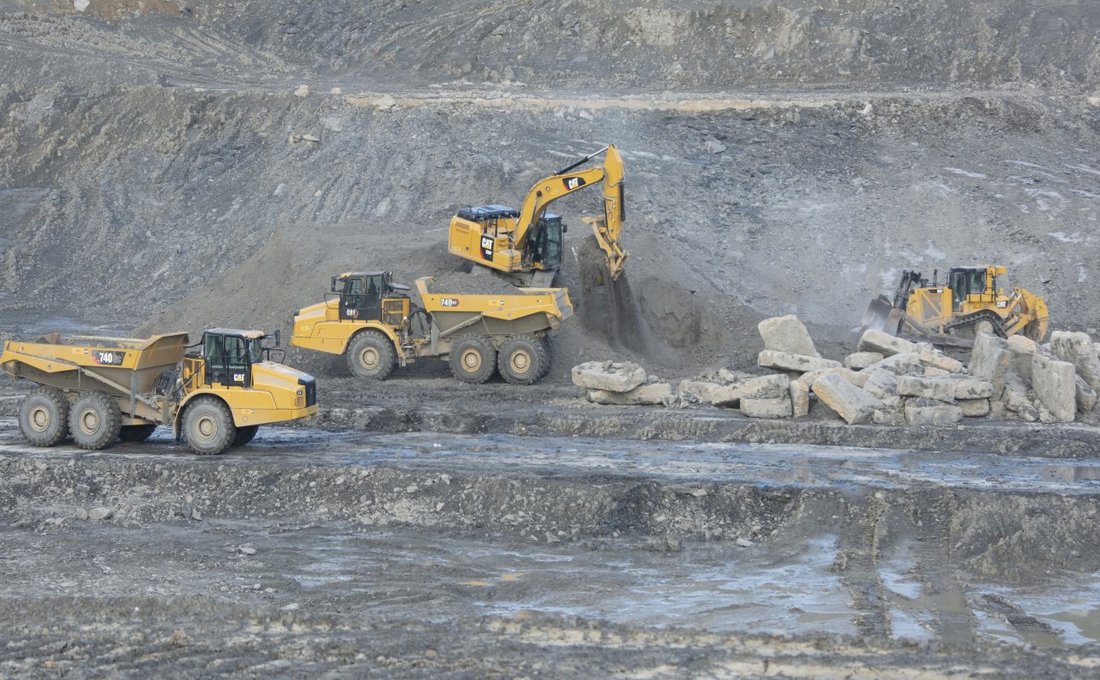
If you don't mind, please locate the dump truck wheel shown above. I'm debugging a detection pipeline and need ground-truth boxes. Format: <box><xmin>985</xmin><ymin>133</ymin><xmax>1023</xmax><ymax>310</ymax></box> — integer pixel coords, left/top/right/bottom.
<box><xmin>119</xmin><ymin>424</ymin><xmax>157</xmax><ymax>443</ymax></box>
<box><xmin>538</xmin><ymin>336</ymin><xmax>553</xmax><ymax>379</ymax></box>
<box><xmin>69</xmin><ymin>391</ymin><xmax>122</xmax><ymax>451</ymax></box>
<box><xmin>18</xmin><ymin>387</ymin><xmax>70</xmax><ymax>447</ymax></box>
<box><xmin>233</xmin><ymin>425</ymin><xmax>259</xmax><ymax>447</ymax></box>
<box><xmin>347</xmin><ymin>331</ymin><xmax>397</xmax><ymax>380</ymax></box>
<box><xmin>498</xmin><ymin>335</ymin><xmax>548</xmax><ymax>385</ymax></box>
<box><xmin>182</xmin><ymin>396</ymin><xmax>236</xmax><ymax>455</ymax></box>
<box><xmin>450</xmin><ymin>335</ymin><xmax>496</xmax><ymax>384</ymax></box>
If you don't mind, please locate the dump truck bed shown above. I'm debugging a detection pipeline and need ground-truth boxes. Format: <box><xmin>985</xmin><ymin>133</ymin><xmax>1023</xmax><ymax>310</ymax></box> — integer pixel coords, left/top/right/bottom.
<box><xmin>0</xmin><ymin>332</ymin><xmax>190</xmax><ymax>397</ymax></box>
<box><xmin>416</xmin><ymin>277</ymin><xmax>572</xmax><ymax>325</ymax></box>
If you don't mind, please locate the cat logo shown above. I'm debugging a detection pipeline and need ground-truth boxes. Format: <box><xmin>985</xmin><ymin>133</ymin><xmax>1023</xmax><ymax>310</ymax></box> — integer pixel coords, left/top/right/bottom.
<box><xmin>480</xmin><ymin>235</ymin><xmax>495</xmax><ymax>259</ymax></box>
<box><xmin>233</xmin><ymin>373</ymin><xmax>246</xmax><ymax>383</ymax></box>
<box><xmin>563</xmin><ymin>176</ymin><xmax>586</xmax><ymax>191</ymax></box>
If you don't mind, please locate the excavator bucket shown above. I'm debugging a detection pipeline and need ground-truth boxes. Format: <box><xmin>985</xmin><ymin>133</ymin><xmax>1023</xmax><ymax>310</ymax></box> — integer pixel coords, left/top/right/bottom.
<box><xmin>862</xmin><ymin>295</ymin><xmax>904</xmax><ymax>336</ymax></box>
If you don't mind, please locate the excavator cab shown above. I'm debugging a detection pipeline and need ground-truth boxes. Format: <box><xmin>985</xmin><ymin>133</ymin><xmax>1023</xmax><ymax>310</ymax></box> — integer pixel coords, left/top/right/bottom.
<box><xmin>524</xmin><ymin>212</ymin><xmax>564</xmax><ymax>271</ymax></box>
<box><xmin>332</xmin><ymin>272</ymin><xmax>411</xmax><ymax>327</ymax></box>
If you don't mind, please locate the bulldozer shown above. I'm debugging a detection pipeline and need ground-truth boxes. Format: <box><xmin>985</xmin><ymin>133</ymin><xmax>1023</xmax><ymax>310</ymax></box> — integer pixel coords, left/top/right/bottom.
<box><xmin>863</xmin><ymin>265</ymin><xmax>1049</xmax><ymax>345</ymax></box>
<box><xmin>447</xmin><ymin>144</ymin><xmax>626</xmax><ymax>287</ymax></box>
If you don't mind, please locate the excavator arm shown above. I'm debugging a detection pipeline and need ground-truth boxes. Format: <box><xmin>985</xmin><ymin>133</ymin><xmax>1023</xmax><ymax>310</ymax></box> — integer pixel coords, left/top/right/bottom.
<box><xmin>514</xmin><ymin>144</ymin><xmax>627</xmax><ymax>280</ymax></box>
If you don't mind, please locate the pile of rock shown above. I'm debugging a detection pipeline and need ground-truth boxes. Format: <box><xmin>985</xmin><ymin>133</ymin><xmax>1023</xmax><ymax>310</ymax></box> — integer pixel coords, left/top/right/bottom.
<box><xmin>571</xmin><ymin>314</ymin><xmax>1100</xmax><ymax>427</ymax></box>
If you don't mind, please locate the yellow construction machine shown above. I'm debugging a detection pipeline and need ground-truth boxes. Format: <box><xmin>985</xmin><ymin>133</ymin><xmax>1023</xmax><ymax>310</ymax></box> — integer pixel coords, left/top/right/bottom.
<box><xmin>291</xmin><ymin>271</ymin><xmax>572</xmax><ymax>384</ymax></box>
<box><xmin>1</xmin><ymin>329</ymin><xmax>318</xmax><ymax>454</ymax></box>
<box><xmin>447</xmin><ymin>144</ymin><xmax>627</xmax><ymax>287</ymax></box>
<box><xmin>863</xmin><ymin>265</ymin><xmax>1049</xmax><ymax>345</ymax></box>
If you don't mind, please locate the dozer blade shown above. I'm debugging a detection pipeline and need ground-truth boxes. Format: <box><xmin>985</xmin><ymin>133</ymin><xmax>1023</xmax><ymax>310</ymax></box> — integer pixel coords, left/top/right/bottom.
<box><xmin>862</xmin><ymin>296</ymin><xmax>903</xmax><ymax>336</ymax></box>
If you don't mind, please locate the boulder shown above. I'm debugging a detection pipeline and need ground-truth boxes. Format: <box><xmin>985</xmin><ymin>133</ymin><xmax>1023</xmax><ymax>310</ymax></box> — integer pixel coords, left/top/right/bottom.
<box><xmin>951</xmin><ymin>378</ymin><xmax>995</xmax><ymax>400</ymax></box>
<box><xmin>1051</xmin><ymin>331</ymin><xmax>1100</xmax><ymax>392</ymax></box>
<box><xmin>572</xmin><ymin>361</ymin><xmax>646</xmax><ymax>392</ymax></box>
<box><xmin>969</xmin><ymin>333</ymin><xmax>1013</xmax><ymax>397</ymax></box>
<box><xmin>863</xmin><ymin>352</ymin><xmax>924</xmax><ymax>376</ymax></box>
<box><xmin>1001</xmin><ymin>374</ymin><xmax>1039</xmax><ymax>422</ymax></box>
<box><xmin>844</xmin><ymin>351</ymin><xmax>885</xmax><ymax>370</ymax></box>
<box><xmin>789</xmin><ymin>380</ymin><xmax>810</xmax><ymax>418</ymax></box>
<box><xmin>677</xmin><ymin>380</ymin><xmax>721</xmax><ymax>403</ymax></box>
<box><xmin>862</xmin><ymin>369</ymin><xmax>898</xmax><ymax>400</ymax></box>
<box><xmin>757</xmin><ymin>350</ymin><xmax>841</xmax><ymax>374</ymax></box>
<box><xmin>858</xmin><ymin>329</ymin><xmax>920</xmax><ymax>356</ymax></box>
<box><xmin>710</xmin><ymin>374</ymin><xmax>790</xmax><ymax>407</ymax></box>
<box><xmin>741</xmin><ymin>397</ymin><xmax>793</xmax><ymax>419</ymax></box>
<box><xmin>1076</xmin><ymin>376</ymin><xmax>1098</xmax><ymax>414</ymax></box>
<box><xmin>588</xmin><ymin>382</ymin><xmax>673</xmax><ymax>406</ymax></box>
<box><xmin>757</xmin><ymin>315</ymin><xmax>820</xmax><ymax>358</ymax></box>
<box><xmin>811</xmin><ymin>373</ymin><xmax>883</xmax><ymax>425</ymax></box>
<box><xmin>796</xmin><ymin>367</ymin><xmax>869</xmax><ymax>389</ymax></box>
<box><xmin>1006</xmin><ymin>334</ymin><xmax>1038</xmax><ymax>382</ymax></box>
<box><xmin>958</xmin><ymin>398</ymin><xmax>991</xmax><ymax>418</ymax></box>
<box><xmin>896</xmin><ymin>375</ymin><xmax>956</xmax><ymax>402</ymax></box>
<box><xmin>1030</xmin><ymin>354</ymin><xmax>1076</xmax><ymax>423</ymax></box>
<box><xmin>918</xmin><ymin>346</ymin><xmax>965</xmax><ymax>373</ymax></box>
<box><xmin>904</xmin><ymin>398</ymin><xmax>963</xmax><ymax>427</ymax></box>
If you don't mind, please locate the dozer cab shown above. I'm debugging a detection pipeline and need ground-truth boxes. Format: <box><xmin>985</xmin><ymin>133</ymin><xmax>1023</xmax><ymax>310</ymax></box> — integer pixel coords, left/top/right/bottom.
<box><xmin>447</xmin><ymin>144</ymin><xmax>627</xmax><ymax>287</ymax></box>
<box><xmin>291</xmin><ymin>271</ymin><xmax>572</xmax><ymax>384</ymax></box>
<box><xmin>863</xmin><ymin>265</ymin><xmax>1049</xmax><ymax>345</ymax></box>
<box><xmin>1</xmin><ymin>329</ymin><xmax>318</xmax><ymax>455</ymax></box>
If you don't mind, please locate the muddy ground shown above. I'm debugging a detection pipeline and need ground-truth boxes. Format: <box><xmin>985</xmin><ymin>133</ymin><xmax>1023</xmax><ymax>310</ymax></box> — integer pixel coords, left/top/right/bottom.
<box><xmin>3</xmin><ymin>0</ymin><xmax>1100</xmax><ymax>676</ymax></box>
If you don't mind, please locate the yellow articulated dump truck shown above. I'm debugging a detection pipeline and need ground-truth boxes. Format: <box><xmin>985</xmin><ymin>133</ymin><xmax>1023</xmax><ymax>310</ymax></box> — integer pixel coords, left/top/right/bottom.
<box><xmin>291</xmin><ymin>271</ymin><xmax>572</xmax><ymax>384</ymax></box>
<box><xmin>0</xmin><ymin>329</ymin><xmax>318</xmax><ymax>454</ymax></box>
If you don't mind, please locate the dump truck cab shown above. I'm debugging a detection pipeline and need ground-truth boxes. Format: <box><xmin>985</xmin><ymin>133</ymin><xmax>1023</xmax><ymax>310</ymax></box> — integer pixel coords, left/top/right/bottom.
<box><xmin>333</xmin><ymin>271</ymin><xmax>411</xmax><ymax>325</ymax></box>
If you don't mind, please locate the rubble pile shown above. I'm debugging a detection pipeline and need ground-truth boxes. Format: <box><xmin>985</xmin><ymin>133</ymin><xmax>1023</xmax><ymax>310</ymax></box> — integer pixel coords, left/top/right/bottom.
<box><xmin>571</xmin><ymin>314</ymin><xmax>1100</xmax><ymax>427</ymax></box>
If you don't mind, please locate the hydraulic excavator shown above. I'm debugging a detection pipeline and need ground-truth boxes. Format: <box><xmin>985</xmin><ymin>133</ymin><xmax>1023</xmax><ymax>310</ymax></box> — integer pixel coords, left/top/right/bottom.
<box><xmin>447</xmin><ymin>144</ymin><xmax>627</xmax><ymax>287</ymax></box>
<box><xmin>863</xmin><ymin>265</ymin><xmax>1049</xmax><ymax>346</ymax></box>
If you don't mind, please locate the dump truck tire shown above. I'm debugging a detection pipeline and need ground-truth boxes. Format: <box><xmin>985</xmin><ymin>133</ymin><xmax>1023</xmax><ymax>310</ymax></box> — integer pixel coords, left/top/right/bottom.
<box><xmin>182</xmin><ymin>396</ymin><xmax>236</xmax><ymax>455</ymax></box>
<box><xmin>119</xmin><ymin>424</ymin><xmax>157</xmax><ymax>442</ymax></box>
<box><xmin>18</xmin><ymin>387</ymin><xmax>70</xmax><ymax>447</ymax></box>
<box><xmin>538</xmin><ymin>336</ymin><xmax>553</xmax><ymax>379</ymax></box>
<box><xmin>69</xmin><ymin>391</ymin><xmax>122</xmax><ymax>450</ymax></box>
<box><xmin>233</xmin><ymin>425</ymin><xmax>259</xmax><ymax>447</ymax></box>
<box><xmin>498</xmin><ymin>335</ymin><xmax>548</xmax><ymax>385</ymax></box>
<box><xmin>450</xmin><ymin>335</ymin><xmax>496</xmax><ymax>384</ymax></box>
<box><xmin>347</xmin><ymin>330</ymin><xmax>397</xmax><ymax>380</ymax></box>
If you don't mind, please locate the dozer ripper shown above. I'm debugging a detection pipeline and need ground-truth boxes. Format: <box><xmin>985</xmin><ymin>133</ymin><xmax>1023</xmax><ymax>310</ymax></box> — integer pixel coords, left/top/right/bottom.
<box><xmin>291</xmin><ymin>271</ymin><xmax>572</xmax><ymax>384</ymax></box>
<box><xmin>447</xmin><ymin>144</ymin><xmax>627</xmax><ymax>287</ymax></box>
<box><xmin>863</xmin><ymin>265</ymin><xmax>1049</xmax><ymax>346</ymax></box>
<box><xmin>0</xmin><ymin>329</ymin><xmax>318</xmax><ymax>454</ymax></box>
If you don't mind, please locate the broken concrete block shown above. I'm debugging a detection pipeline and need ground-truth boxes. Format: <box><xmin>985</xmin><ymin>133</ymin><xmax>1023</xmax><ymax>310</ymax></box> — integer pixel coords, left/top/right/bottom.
<box><xmin>858</xmin><ymin>329</ymin><xmax>919</xmax><ymax>356</ymax></box>
<box><xmin>844</xmin><ymin>351</ymin><xmax>885</xmax><ymax>370</ymax></box>
<box><xmin>951</xmin><ymin>378</ymin><xmax>995</xmax><ymax>400</ymax></box>
<box><xmin>1076</xmin><ymin>376</ymin><xmax>1098</xmax><ymax>414</ymax></box>
<box><xmin>1001</xmin><ymin>374</ymin><xmax>1039</xmax><ymax>422</ymax></box>
<box><xmin>918</xmin><ymin>346</ymin><xmax>965</xmax><ymax>373</ymax></box>
<box><xmin>757</xmin><ymin>350</ymin><xmax>841</xmax><ymax>374</ymax></box>
<box><xmin>811</xmin><ymin>373</ymin><xmax>883</xmax><ymax>425</ymax></box>
<box><xmin>1006</xmin><ymin>334</ymin><xmax>1039</xmax><ymax>381</ymax></box>
<box><xmin>588</xmin><ymin>382</ymin><xmax>673</xmax><ymax>406</ymax></box>
<box><xmin>904</xmin><ymin>398</ymin><xmax>963</xmax><ymax>427</ymax></box>
<box><xmin>710</xmin><ymin>374</ymin><xmax>790</xmax><ymax>407</ymax></box>
<box><xmin>958</xmin><ymin>398</ymin><xmax>991</xmax><ymax>417</ymax></box>
<box><xmin>796</xmin><ymin>367</ymin><xmax>869</xmax><ymax>389</ymax></box>
<box><xmin>1052</xmin><ymin>331</ymin><xmax>1100</xmax><ymax>392</ymax></box>
<box><xmin>863</xmin><ymin>352</ymin><xmax>924</xmax><ymax>376</ymax></box>
<box><xmin>1031</xmin><ymin>353</ymin><xmax>1076</xmax><ymax>423</ymax></box>
<box><xmin>757</xmin><ymin>315</ymin><xmax>821</xmax><ymax>358</ymax></box>
<box><xmin>572</xmin><ymin>361</ymin><xmax>646</xmax><ymax>392</ymax></box>
<box><xmin>896</xmin><ymin>375</ymin><xmax>957</xmax><ymax>402</ymax></box>
<box><xmin>740</xmin><ymin>397</ymin><xmax>793</xmax><ymax>419</ymax></box>
<box><xmin>862</xmin><ymin>369</ymin><xmax>898</xmax><ymax>399</ymax></box>
<box><xmin>790</xmin><ymin>380</ymin><xmax>810</xmax><ymax>418</ymax></box>
<box><xmin>677</xmin><ymin>380</ymin><xmax>721</xmax><ymax>403</ymax></box>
